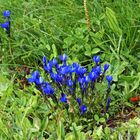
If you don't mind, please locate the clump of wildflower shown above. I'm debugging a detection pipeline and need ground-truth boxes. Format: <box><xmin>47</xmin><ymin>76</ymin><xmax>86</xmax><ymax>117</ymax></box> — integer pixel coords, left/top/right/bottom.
<box><xmin>28</xmin><ymin>54</ymin><xmax>113</xmax><ymax>117</ymax></box>
<box><xmin>0</xmin><ymin>10</ymin><xmax>11</xmax><ymax>36</ymax></box>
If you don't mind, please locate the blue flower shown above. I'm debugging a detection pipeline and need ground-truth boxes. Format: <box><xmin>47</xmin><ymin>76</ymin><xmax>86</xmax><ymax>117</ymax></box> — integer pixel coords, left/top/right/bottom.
<box><xmin>60</xmin><ymin>93</ymin><xmax>67</xmax><ymax>103</ymax></box>
<box><xmin>56</xmin><ymin>75</ymin><xmax>63</xmax><ymax>83</ymax></box>
<box><xmin>28</xmin><ymin>71</ymin><xmax>44</xmax><ymax>85</ymax></box>
<box><xmin>52</xmin><ymin>58</ymin><xmax>58</xmax><ymax>68</ymax></box>
<box><xmin>106</xmin><ymin>97</ymin><xmax>111</xmax><ymax>111</ymax></box>
<box><xmin>95</xmin><ymin>66</ymin><xmax>102</xmax><ymax>75</ymax></box>
<box><xmin>78</xmin><ymin>77</ymin><xmax>85</xmax><ymax>85</ymax></box>
<box><xmin>0</xmin><ymin>21</ymin><xmax>10</xmax><ymax>32</ymax></box>
<box><xmin>88</xmin><ymin>72</ymin><xmax>97</xmax><ymax>82</ymax></box>
<box><xmin>84</xmin><ymin>75</ymin><xmax>90</xmax><ymax>84</ymax></box>
<box><xmin>3</xmin><ymin>10</ymin><xmax>10</xmax><ymax>17</ymax></box>
<box><xmin>50</xmin><ymin>72</ymin><xmax>57</xmax><ymax>80</ymax></box>
<box><xmin>67</xmin><ymin>79</ymin><xmax>73</xmax><ymax>87</ymax></box>
<box><xmin>106</xmin><ymin>75</ymin><xmax>113</xmax><ymax>87</ymax></box>
<box><xmin>66</xmin><ymin>65</ymin><xmax>73</xmax><ymax>75</ymax></box>
<box><xmin>80</xmin><ymin>104</ymin><xmax>87</xmax><ymax>114</ymax></box>
<box><xmin>42</xmin><ymin>56</ymin><xmax>47</xmax><ymax>66</ymax></box>
<box><xmin>72</xmin><ymin>63</ymin><xmax>79</xmax><ymax>68</ymax></box>
<box><xmin>28</xmin><ymin>70</ymin><xmax>40</xmax><ymax>83</ymax></box>
<box><xmin>59</xmin><ymin>66</ymin><xmax>68</xmax><ymax>75</ymax></box>
<box><xmin>42</xmin><ymin>84</ymin><xmax>54</xmax><ymax>95</ymax></box>
<box><xmin>50</xmin><ymin>72</ymin><xmax>63</xmax><ymax>83</ymax></box>
<box><xmin>93</xmin><ymin>56</ymin><xmax>100</xmax><ymax>65</ymax></box>
<box><xmin>103</xmin><ymin>64</ymin><xmax>109</xmax><ymax>73</ymax></box>
<box><xmin>59</xmin><ymin>54</ymin><xmax>67</xmax><ymax>61</ymax></box>
<box><xmin>77</xmin><ymin>98</ymin><xmax>81</xmax><ymax>106</ymax></box>
<box><xmin>76</xmin><ymin>67</ymin><xmax>87</xmax><ymax>77</ymax></box>
<box><xmin>36</xmin><ymin>77</ymin><xmax>44</xmax><ymax>85</ymax></box>
<box><xmin>59</xmin><ymin>54</ymin><xmax>67</xmax><ymax>65</ymax></box>
<box><xmin>44</xmin><ymin>61</ymin><xmax>52</xmax><ymax>72</ymax></box>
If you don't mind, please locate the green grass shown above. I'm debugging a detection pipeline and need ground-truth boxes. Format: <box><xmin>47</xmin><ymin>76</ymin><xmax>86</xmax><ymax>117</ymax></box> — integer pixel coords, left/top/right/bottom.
<box><xmin>0</xmin><ymin>0</ymin><xmax>140</xmax><ymax>139</ymax></box>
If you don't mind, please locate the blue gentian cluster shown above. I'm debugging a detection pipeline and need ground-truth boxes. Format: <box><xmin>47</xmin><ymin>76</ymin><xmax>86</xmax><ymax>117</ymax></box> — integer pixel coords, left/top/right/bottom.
<box><xmin>0</xmin><ymin>10</ymin><xmax>11</xmax><ymax>36</ymax></box>
<box><xmin>28</xmin><ymin>54</ymin><xmax>113</xmax><ymax>115</ymax></box>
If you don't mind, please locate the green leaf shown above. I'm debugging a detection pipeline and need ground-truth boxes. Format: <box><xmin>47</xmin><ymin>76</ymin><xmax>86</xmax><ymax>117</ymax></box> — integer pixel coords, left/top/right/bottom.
<box><xmin>52</xmin><ymin>44</ymin><xmax>57</xmax><ymax>58</ymax></box>
<box><xmin>45</xmin><ymin>44</ymin><xmax>51</xmax><ymax>51</ymax></box>
<box><xmin>99</xmin><ymin>118</ymin><xmax>106</xmax><ymax>123</ymax></box>
<box><xmin>91</xmin><ymin>48</ymin><xmax>100</xmax><ymax>55</ymax></box>
<box><xmin>72</xmin><ymin>123</ymin><xmax>80</xmax><ymax>140</ymax></box>
<box><xmin>106</xmin><ymin>7</ymin><xmax>122</xmax><ymax>36</ymax></box>
<box><xmin>57</xmin><ymin>121</ymin><xmax>65</xmax><ymax>140</ymax></box>
<box><xmin>84</xmin><ymin>50</ymin><xmax>91</xmax><ymax>57</ymax></box>
<box><xmin>94</xmin><ymin>114</ymin><xmax>99</xmax><ymax>121</ymax></box>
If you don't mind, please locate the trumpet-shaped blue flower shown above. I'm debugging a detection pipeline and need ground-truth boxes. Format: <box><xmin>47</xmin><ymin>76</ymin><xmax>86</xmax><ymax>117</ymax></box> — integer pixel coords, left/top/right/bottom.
<box><xmin>35</xmin><ymin>77</ymin><xmax>44</xmax><ymax>85</ymax></box>
<box><xmin>76</xmin><ymin>67</ymin><xmax>87</xmax><ymax>77</ymax></box>
<box><xmin>106</xmin><ymin>75</ymin><xmax>113</xmax><ymax>87</ymax></box>
<box><xmin>77</xmin><ymin>98</ymin><xmax>81</xmax><ymax>106</ymax></box>
<box><xmin>42</xmin><ymin>84</ymin><xmax>54</xmax><ymax>95</ymax></box>
<box><xmin>28</xmin><ymin>70</ymin><xmax>40</xmax><ymax>83</ymax></box>
<box><xmin>72</xmin><ymin>63</ymin><xmax>80</xmax><ymax>69</ymax></box>
<box><xmin>84</xmin><ymin>75</ymin><xmax>90</xmax><ymax>84</ymax></box>
<box><xmin>106</xmin><ymin>97</ymin><xmax>111</xmax><ymax>111</ymax></box>
<box><xmin>3</xmin><ymin>10</ymin><xmax>10</xmax><ymax>17</ymax></box>
<box><xmin>28</xmin><ymin>71</ymin><xmax>44</xmax><ymax>85</ymax></box>
<box><xmin>44</xmin><ymin>62</ymin><xmax>52</xmax><ymax>72</ymax></box>
<box><xmin>67</xmin><ymin>79</ymin><xmax>73</xmax><ymax>87</ymax></box>
<box><xmin>0</xmin><ymin>21</ymin><xmax>10</xmax><ymax>32</ymax></box>
<box><xmin>88</xmin><ymin>72</ymin><xmax>97</xmax><ymax>82</ymax></box>
<box><xmin>78</xmin><ymin>77</ymin><xmax>85</xmax><ymax>85</ymax></box>
<box><xmin>59</xmin><ymin>54</ymin><xmax>67</xmax><ymax>65</ymax></box>
<box><xmin>59</xmin><ymin>53</ymin><xmax>67</xmax><ymax>61</ymax></box>
<box><xmin>103</xmin><ymin>64</ymin><xmax>110</xmax><ymax>73</ymax></box>
<box><xmin>50</xmin><ymin>72</ymin><xmax>57</xmax><ymax>80</ymax></box>
<box><xmin>59</xmin><ymin>66</ymin><xmax>69</xmax><ymax>75</ymax></box>
<box><xmin>60</xmin><ymin>93</ymin><xmax>67</xmax><ymax>103</ymax></box>
<box><xmin>52</xmin><ymin>58</ymin><xmax>59</xmax><ymax>68</ymax></box>
<box><xmin>93</xmin><ymin>56</ymin><xmax>100</xmax><ymax>65</ymax></box>
<box><xmin>95</xmin><ymin>66</ymin><xmax>102</xmax><ymax>75</ymax></box>
<box><xmin>80</xmin><ymin>104</ymin><xmax>87</xmax><ymax>114</ymax></box>
<box><xmin>42</xmin><ymin>56</ymin><xmax>47</xmax><ymax>66</ymax></box>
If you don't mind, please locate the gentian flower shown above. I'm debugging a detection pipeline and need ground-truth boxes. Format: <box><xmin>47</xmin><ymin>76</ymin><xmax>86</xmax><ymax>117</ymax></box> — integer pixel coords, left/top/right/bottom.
<box><xmin>3</xmin><ymin>10</ymin><xmax>10</xmax><ymax>17</ymax></box>
<box><xmin>35</xmin><ymin>77</ymin><xmax>44</xmax><ymax>85</ymax></box>
<box><xmin>106</xmin><ymin>75</ymin><xmax>113</xmax><ymax>88</ymax></box>
<box><xmin>60</xmin><ymin>93</ymin><xmax>67</xmax><ymax>103</ymax></box>
<box><xmin>66</xmin><ymin>65</ymin><xmax>73</xmax><ymax>76</ymax></box>
<box><xmin>59</xmin><ymin>66</ymin><xmax>69</xmax><ymax>75</ymax></box>
<box><xmin>84</xmin><ymin>75</ymin><xmax>90</xmax><ymax>84</ymax></box>
<box><xmin>67</xmin><ymin>79</ymin><xmax>73</xmax><ymax>87</ymax></box>
<box><xmin>42</xmin><ymin>84</ymin><xmax>54</xmax><ymax>95</ymax></box>
<box><xmin>77</xmin><ymin>98</ymin><xmax>81</xmax><ymax>106</ymax></box>
<box><xmin>72</xmin><ymin>63</ymin><xmax>80</xmax><ymax>72</ymax></box>
<box><xmin>56</xmin><ymin>75</ymin><xmax>63</xmax><ymax>83</ymax></box>
<box><xmin>103</xmin><ymin>64</ymin><xmax>109</xmax><ymax>73</ymax></box>
<box><xmin>44</xmin><ymin>62</ymin><xmax>52</xmax><ymax>72</ymax></box>
<box><xmin>0</xmin><ymin>21</ymin><xmax>10</xmax><ymax>32</ymax></box>
<box><xmin>28</xmin><ymin>70</ymin><xmax>40</xmax><ymax>83</ymax></box>
<box><xmin>93</xmin><ymin>56</ymin><xmax>100</xmax><ymax>66</ymax></box>
<box><xmin>59</xmin><ymin>54</ymin><xmax>67</xmax><ymax>65</ymax></box>
<box><xmin>95</xmin><ymin>66</ymin><xmax>102</xmax><ymax>76</ymax></box>
<box><xmin>76</xmin><ymin>67</ymin><xmax>87</xmax><ymax>77</ymax></box>
<box><xmin>42</xmin><ymin>56</ymin><xmax>47</xmax><ymax>66</ymax></box>
<box><xmin>50</xmin><ymin>72</ymin><xmax>57</xmax><ymax>81</ymax></box>
<box><xmin>78</xmin><ymin>77</ymin><xmax>85</xmax><ymax>85</ymax></box>
<box><xmin>106</xmin><ymin>97</ymin><xmax>111</xmax><ymax>111</ymax></box>
<box><xmin>80</xmin><ymin>104</ymin><xmax>87</xmax><ymax>114</ymax></box>
<box><xmin>88</xmin><ymin>72</ymin><xmax>97</xmax><ymax>82</ymax></box>
<box><xmin>52</xmin><ymin>58</ymin><xmax>59</xmax><ymax>68</ymax></box>
<box><xmin>72</xmin><ymin>63</ymin><xmax>80</xmax><ymax>70</ymax></box>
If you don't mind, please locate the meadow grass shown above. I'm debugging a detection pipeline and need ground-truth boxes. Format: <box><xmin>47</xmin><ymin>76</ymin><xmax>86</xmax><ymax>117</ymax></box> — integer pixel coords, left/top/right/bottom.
<box><xmin>0</xmin><ymin>0</ymin><xmax>140</xmax><ymax>139</ymax></box>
